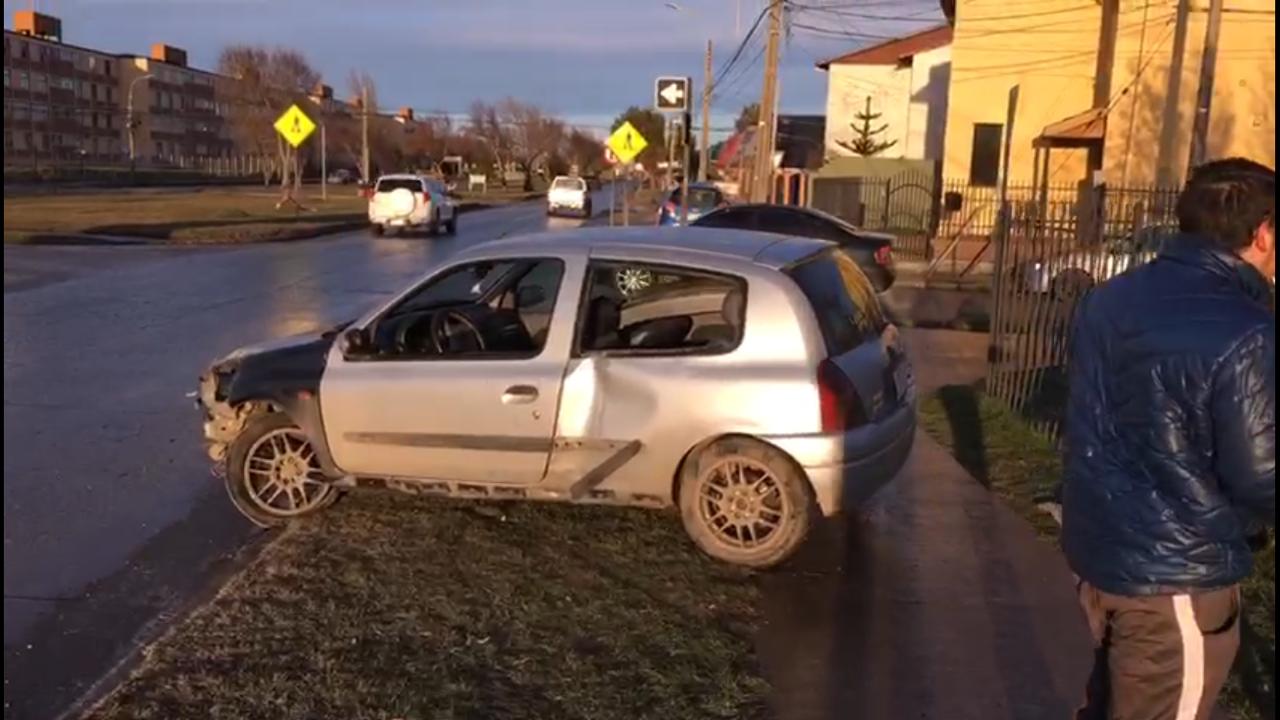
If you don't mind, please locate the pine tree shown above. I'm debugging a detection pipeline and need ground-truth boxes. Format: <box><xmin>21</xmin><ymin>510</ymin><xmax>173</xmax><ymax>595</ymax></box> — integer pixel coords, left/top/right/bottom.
<box><xmin>837</xmin><ymin>96</ymin><xmax>897</xmax><ymax>157</ymax></box>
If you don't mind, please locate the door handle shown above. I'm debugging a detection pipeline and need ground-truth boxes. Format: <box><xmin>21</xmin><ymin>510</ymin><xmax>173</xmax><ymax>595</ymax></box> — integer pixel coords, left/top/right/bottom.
<box><xmin>501</xmin><ymin>385</ymin><xmax>539</xmax><ymax>405</ymax></box>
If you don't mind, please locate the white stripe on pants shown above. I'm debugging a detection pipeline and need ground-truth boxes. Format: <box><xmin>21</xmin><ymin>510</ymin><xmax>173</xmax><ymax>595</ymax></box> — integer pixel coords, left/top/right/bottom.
<box><xmin>1172</xmin><ymin>594</ymin><xmax>1206</xmax><ymax>720</ymax></box>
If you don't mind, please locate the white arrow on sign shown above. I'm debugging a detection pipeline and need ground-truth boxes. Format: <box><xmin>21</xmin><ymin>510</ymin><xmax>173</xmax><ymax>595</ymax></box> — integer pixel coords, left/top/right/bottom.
<box><xmin>659</xmin><ymin>82</ymin><xmax>685</xmax><ymax>107</ymax></box>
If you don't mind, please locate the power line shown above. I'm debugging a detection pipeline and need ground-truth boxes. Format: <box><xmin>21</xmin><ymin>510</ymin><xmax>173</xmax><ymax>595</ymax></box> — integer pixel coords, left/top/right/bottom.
<box><xmin>712</xmin><ymin>4</ymin><xmax>771</xmax><ymax>90</ymax></box>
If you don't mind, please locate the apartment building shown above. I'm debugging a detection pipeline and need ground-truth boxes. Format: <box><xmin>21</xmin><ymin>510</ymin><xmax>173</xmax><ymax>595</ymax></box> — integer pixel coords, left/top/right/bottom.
<box><xmin>3</xmin><ymin>11</ymin><xmax>124</xmax><ymax>165</ymax></box>
<box><xmin>120</xmin><ymin>44</ymin><xmax>234</xmax><ymax>161</ymax></box>
<box><xmin>3</xmin><ymin>10</ymin><xmax>233</xmax><ymax>168</ymax></box>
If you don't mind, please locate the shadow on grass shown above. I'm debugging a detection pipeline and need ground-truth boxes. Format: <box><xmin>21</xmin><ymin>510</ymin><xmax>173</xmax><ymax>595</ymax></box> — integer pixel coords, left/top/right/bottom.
<box><xmin>932</xmin><ymin>384</ymin><xmax>990</xmax><ymax>486</ymax></box>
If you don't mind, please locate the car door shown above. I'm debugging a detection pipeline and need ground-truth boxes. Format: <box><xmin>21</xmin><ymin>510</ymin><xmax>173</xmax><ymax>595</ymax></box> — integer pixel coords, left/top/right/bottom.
<box><xmin>320</xmin><ymin>255</ymin><xmax>583</xmax><ymax>485</ymax></box>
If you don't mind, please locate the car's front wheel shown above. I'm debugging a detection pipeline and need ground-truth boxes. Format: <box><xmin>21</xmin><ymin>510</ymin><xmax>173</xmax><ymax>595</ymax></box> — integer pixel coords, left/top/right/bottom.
<box><xmin>678</xmin><ymin>437</ymin><xmax>815</xmax><ymax>568</ymax></box>
<box><xmin>225</xmin><ymin>413</ymin><xmax>338</xmax><ymax>527</ymax></box>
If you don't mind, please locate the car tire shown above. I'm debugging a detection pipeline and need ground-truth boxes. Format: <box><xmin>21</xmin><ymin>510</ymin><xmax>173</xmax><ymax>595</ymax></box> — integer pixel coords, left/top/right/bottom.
<box><xmin>445</xmin><ymin>214</ymin><xmax>457</xmax><ymax>235</ymax></box>
<box><xmin>677</xmin><ymin>437</ymin><xmax>815</xmax><ymax>569</ymax></box>
<box><xmin>583</xmin><ymin>202</ymin><xmax>593</xmax><ymax>218</ymax></box>
<box><xmin>370</xmin><ymin>224</ymin><xmax>385</xmax><ymax>237</ymax></box>
<box><xmin>428</xmin><ymin>212</ymin><xmax>441</xmax><ymax>237</ymax></box>
<box><xmin>225</xmin><ymin>412</ymin><xmax>339</xmax><ymax>528</ymax></box>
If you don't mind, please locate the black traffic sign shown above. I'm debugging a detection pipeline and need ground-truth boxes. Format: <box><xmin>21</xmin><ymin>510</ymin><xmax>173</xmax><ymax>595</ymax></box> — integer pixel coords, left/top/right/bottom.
<box><xmin>654</xmin><ymin>76</ymin><xmax>691</xmax><ymax>112</ymax></box>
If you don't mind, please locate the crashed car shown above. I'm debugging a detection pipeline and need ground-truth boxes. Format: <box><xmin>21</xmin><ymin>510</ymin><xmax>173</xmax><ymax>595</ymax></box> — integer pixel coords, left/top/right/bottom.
<box><xmin>197</xmin><ymin>227</ymin><xmax>917</xmax><ymax>568</ymax></box>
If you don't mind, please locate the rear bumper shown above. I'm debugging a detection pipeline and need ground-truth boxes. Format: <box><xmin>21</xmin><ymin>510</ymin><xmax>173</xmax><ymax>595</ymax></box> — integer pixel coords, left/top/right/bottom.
<box><xmin>764</xmin><ymin>404</ymin><xmax>916</xmax><ymax>516</ymax></box>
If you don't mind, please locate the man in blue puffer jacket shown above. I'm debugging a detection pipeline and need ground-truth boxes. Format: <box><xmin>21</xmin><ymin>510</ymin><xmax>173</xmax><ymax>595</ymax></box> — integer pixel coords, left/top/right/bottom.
<box><xmin>1064</xmin><ymin>158</ymin><xmax>1274</xmax><ymax>720</ymax></box>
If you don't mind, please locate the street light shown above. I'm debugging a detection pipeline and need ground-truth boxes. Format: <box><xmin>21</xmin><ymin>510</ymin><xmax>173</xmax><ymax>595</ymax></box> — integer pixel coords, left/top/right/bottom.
<box><xmin>126</xmin><ymin>73</ymin><xmax>153</xmax><ymax>174</ymax></box>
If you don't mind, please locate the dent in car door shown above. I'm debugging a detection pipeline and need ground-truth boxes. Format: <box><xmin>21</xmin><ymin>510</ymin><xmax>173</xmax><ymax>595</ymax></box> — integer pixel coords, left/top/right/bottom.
<box><xmin>320</xmin><ymin>258</ymin><xmax>583</xmax><ymax>485</ymax></box>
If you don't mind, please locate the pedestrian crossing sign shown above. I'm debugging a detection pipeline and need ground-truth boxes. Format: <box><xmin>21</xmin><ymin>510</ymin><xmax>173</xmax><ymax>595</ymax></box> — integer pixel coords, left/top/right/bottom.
<box><xmin>607</xmin><ymin>121</ymin><xmax>648</xmax><ymax>164</ymax></box>
<box><xmin>274</xmin><ymin>104</ymin><xmax>317</xmax><ymax>148</ymax></box>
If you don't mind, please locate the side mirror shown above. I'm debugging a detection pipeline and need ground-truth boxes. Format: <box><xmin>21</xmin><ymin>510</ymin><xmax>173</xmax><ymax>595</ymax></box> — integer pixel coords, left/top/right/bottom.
<box><xmin>516</xmin><ymin>285</ymin><xmax>547</xmax><ymax>309</ymax></box>
<box><xmin>341</xmin><ymin>327</ymin><xmax>374</xmax><ymax>356</ymax></box>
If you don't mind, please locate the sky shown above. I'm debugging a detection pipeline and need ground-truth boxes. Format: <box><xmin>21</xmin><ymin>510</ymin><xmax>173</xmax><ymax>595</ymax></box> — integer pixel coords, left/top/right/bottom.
<box><xmin>3</xmin><ymin>0</ymin><xmax>944</xmax><ymax>135</ymax></box>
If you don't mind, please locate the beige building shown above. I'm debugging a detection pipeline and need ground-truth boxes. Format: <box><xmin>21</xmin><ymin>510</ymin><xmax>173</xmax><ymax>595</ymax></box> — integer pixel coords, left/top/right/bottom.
<box><xmin>942</xmin><ymin>0</ymin><xmax>1275</xmax><ymax>188</ymax></box>
<box><xmin>819</xmin><ymin>26</ymin><xmax>953</xmax><ymax>162</ymax></box>
<box><xmin>4</xmin><ymin>10</ymin><xmax>235</xmax><ymax>169</ymax></box>
<box><xmin>119</xmin><ymin>44</ymin><xmax>234</xmax><ymax>162</ymax></box>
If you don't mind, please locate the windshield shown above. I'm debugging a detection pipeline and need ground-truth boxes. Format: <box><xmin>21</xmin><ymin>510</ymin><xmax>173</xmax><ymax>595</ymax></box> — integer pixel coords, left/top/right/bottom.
<box><xmin>552</xmin><ymin>177</ymin><xmax>586</xmax><ymax>191</ymax></box>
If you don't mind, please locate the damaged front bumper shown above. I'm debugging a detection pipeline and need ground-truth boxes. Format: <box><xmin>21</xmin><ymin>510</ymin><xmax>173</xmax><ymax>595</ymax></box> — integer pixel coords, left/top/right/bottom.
<box><xmin>195</xmin><ymin>365</ymin><xmax>258</xmax><ymax>470</ymax></box>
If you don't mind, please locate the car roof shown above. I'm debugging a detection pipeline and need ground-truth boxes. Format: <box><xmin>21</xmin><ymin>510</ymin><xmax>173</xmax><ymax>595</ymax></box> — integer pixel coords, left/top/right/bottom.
<box><xmin>377</xmin><ymin>174</ymin><xmax>424</xmax><ymax>181</ymax></box>
<box><xmin>706</xmin><ymin>204</ymin><xmax>896</xmax><ymax>241</ymax></box>
<box><xmin>469</xmin><ymin>226</ymin><xmax>831</xmax><ymax>270</ymax></box>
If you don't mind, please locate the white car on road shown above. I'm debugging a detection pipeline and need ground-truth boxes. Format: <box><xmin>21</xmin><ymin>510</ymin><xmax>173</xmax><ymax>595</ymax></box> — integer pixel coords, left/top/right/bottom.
<box><xmin>368</xmin><ymin>174</ymin><xmax>457</xmax><ymax>236</ymax></box>
<box><xmin>547</xmin><ymin>176</ymin><xmax>592</xmax><ymax>218</ymax></box>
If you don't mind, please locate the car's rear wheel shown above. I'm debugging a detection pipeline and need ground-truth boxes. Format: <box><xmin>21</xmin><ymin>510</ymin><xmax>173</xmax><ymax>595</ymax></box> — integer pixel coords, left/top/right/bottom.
<box><xmin>226</xmin><ymin>413</ymin><xmax>338</xmax><ymax>528</ymax></box>
<box><xmin>445</xmin><ymin>214</ymin><xmax>458</xmax><ymax>235</ymax></box>
<box><xmin>369</xmin><ymin>224</ymin><xmax>385</xmax><ymax>237</ymax></box>
<box><xmin>678</xmin><ymin>437</ymin><xmax>815</xmax><ymax>568</ymax></box>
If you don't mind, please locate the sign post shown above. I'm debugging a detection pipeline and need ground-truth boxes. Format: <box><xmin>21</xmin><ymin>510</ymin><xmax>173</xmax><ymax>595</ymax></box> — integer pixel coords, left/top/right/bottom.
<box><xmin>655</xmin><ymin>76</ymin><xmax>693</xmax><ymax>224</ymax></box>
<box><xmin>273</xmin><ymin>104</ymin><xmax>318</xmax><ymax>210</ymax></box>
<box><xmin>606</xmin><ymin>122</ymin><xmax>649</xmax><ymax>228</ymax></box>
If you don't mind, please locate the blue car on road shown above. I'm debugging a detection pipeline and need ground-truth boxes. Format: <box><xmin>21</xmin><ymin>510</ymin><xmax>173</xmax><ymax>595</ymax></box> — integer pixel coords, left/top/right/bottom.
<box><xmin>656</xmin><ymin>183</ymin><xmax>728</xmax><ymax>226</ymax></box>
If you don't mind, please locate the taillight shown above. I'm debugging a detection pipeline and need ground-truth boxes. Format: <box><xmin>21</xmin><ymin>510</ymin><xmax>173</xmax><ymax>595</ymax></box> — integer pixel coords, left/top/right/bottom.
<box><xmin>875</xmin><ymin>245</ymin><xmax>894</xmax><ymax>267</ymax></box>
<box><xmin>663</xmin><ymin>201</ymin><xmax>678</xmax><ymax>216</ymax></box>
<box><xmin>818</xmin><ymin>360</ymin><xmax>868</xmax><ymax>433</ymax></box>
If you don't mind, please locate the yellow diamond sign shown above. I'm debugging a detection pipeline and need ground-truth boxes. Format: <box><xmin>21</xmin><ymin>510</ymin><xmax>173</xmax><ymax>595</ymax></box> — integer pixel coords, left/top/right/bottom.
<box><xmin>607</xmin><ymin>121</ymin><xmax>648</xmax><ymax>164</ymax></box>
<box><xmin>274</xmin><ymin>104</ymin><xmax>317</xmax><ymax>148</ymax></box>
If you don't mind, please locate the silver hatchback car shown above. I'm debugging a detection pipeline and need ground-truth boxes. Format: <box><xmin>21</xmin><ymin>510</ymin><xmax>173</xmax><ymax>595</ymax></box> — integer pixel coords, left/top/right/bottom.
<box><xmin>197</xmin><ymin>227</ymin><xmax>916</xmax><ymax>568</ymax></box>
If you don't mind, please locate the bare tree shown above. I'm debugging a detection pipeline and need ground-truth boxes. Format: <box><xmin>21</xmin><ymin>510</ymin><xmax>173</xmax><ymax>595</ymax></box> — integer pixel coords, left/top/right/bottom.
<box><xmin>467</xmin><ymin>100</ymin><xmax>511</xmax><ymax>182</ymax></box>
<box><xmin>498</xmin><ymin>98</ymin><xmax>564</xmax><ymax>190</ymax></box>
<box><xmin>567</xmin><ymin>129</ymin><xmax>605</xmax><ymax>175</ymax></box>
<box><xmin>217</xmin><ymin>45</ymin><xmax>321</xmax><ymax>192</ymax></box>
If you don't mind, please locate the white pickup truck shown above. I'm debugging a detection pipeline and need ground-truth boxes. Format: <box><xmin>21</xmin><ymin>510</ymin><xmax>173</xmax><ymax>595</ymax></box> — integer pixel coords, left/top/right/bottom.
<box><xmin>368</xmin><ymin>174</ymin><xmax>457</xmax><ymax>236</ymax></box>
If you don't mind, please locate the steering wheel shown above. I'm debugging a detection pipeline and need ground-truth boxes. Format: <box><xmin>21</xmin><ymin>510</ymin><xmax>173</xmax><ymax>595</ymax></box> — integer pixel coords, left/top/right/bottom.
<box><xmin>429</xmin><ymin>309</ymin><xmax>486</xmax><ymax>354</ymax></box>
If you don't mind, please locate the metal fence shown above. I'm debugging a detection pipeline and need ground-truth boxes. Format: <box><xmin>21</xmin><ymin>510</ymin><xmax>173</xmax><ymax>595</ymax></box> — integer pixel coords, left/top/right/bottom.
<box><xmin>810</xmin><ymin>171</ymin><xmax>939</xmax><ymax>260</ymax></box>
<box><xmin>986</xmin><ymin>184</ymin><xmax>1181</xmax><ymax>437</ymax></box>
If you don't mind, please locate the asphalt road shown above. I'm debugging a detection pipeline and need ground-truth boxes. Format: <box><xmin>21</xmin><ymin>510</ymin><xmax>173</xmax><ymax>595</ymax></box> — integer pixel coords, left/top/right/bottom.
<box><xmin>4</xmin><ymin>199</ymin><xmax>601</xmax><ymax>719</ymax></box>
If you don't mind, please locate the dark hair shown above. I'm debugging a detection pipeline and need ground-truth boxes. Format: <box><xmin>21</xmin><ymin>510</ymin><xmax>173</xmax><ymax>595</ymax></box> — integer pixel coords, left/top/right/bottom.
<box><xmin>1176</xmin><ymin>158</ymin><xmax>1275</xmax><ymax>251</ymax></box>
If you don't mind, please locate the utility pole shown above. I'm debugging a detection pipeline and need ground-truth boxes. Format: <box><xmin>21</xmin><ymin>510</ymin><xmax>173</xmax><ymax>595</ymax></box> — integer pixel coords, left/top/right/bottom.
<box><xmin>753</xmin><ymin>0</ymin><xmax>784</xmax><ymax>203</ymax></box>
<box><xmin>699</xmin><ymin>40</ymin><xmax>712</xmax><ymax>183</ymax></box>
<box><xmin>320</xmin><ymin>122</ymin><xmax>328</xmax><ymax>201</ymax></box>
<box><xmin>360</xmin><ymin>84</ymin><xmax>371</xmax><ymax>183</ymax></box>
<box><xmin>1187</xmin><ymin>0</ymin><xmax>1224</xmax><ymax>173</ymax></box>
<box><xmin>1156</xmin><ymin>0</ymin><xmax>1192</xmax><ymax>187</ymax></box>
<box><xmin>1089</xmin><ymin>0</ymin><xmax>1120</xmax><ymax>179</ymax></box>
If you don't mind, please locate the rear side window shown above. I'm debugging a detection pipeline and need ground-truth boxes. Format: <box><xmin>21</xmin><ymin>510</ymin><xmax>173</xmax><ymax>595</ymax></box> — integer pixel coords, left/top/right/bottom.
<box><xmin>578</xmin><ymin>262</ymin><xmax>746</xmax><ymax>355</ymax></box>
<box><xmin>670</xmin><ymin>187</ymin><xmax>723</xmax><ymax>210</ymax></box>
<box><xmin>786</xmin><ymin>250</ymin><xmax>885</xmax><ymax>355</ymax></box>
<box><xmin>376</xmin><ymin>178</ymin><xmax>424</xmax><ymax>193</ymax></box>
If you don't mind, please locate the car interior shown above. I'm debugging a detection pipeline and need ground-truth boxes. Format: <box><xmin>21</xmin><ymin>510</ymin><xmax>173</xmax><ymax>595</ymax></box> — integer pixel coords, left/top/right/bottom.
<box><xmin>579</xmin><ymin>264</ymin><xmax>745</xmax><ymax>354</ymax></box>
<box><xmin>369</xmin><ymin>260</ymin><xmax>563</xmax><ymax>358</ymax></box>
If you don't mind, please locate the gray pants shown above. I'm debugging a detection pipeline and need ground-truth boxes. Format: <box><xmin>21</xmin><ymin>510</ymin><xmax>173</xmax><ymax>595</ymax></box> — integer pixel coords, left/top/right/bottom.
<box><xmin>1075</xmin><ymin>582</ymin><xmax>1241</xmax><ymax>720</ymax></box>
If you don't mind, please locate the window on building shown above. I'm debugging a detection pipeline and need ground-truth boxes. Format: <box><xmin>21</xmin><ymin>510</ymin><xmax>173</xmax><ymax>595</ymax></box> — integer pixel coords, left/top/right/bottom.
<box><xmin>3</xmin><ymin>68</ymin><xmax>9</xmax><ymax>88</ymax></box>
<box><xmin>32</xmin><ymin>104</ymin><xmax>49</xmax><ymax>123</ymax></box>
<box><xmin>103</xmin><ymin>59</ymin><xmax>113</xmax><ymax>77</ymax></box>
<box><xmin>13</xmin><ymin>105</ymin><xmax>29</xmax><ymax>121</ymax></box>
<box><xmin>4</xmin><ymin>132</ymin><xmax>13</xmax><ymax>150</ymax></box>
<box><xmin>17</xmin><ymin>71</ymin><xmax>29</xmax><ymax>90</ymax></box>
<box><xmin>969</xmin><ymin>123</ymin><xmax>1004</xmax><ymax>187</ymax></box>
<box><xmin>31</xmin><ymin>72</ymin><xmax>48</xmax><ymax>93</ymax></box>
<box><xmin>19</xmin><ymin>41</ymin><xmax>30</xmax><ymax>60</ymax></box>
<box><xmin>91</xmin><ymin>84</ymin><xmax>100</xmax><ymax>102</ymax></box>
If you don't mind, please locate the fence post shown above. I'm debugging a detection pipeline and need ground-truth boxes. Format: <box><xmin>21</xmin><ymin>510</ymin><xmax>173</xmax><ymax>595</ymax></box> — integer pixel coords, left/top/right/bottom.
<box><xmin>882</xmin><ymin>178</ymin><xmax>892</xmax><ymax>229</ymax></box>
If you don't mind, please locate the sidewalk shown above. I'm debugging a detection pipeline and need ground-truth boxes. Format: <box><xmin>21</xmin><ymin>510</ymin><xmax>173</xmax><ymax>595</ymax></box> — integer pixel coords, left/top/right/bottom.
<box><xmin>755</xmin><ymin>329</ymin><xmax>1092</xmax><ymax>720</ymax></box>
